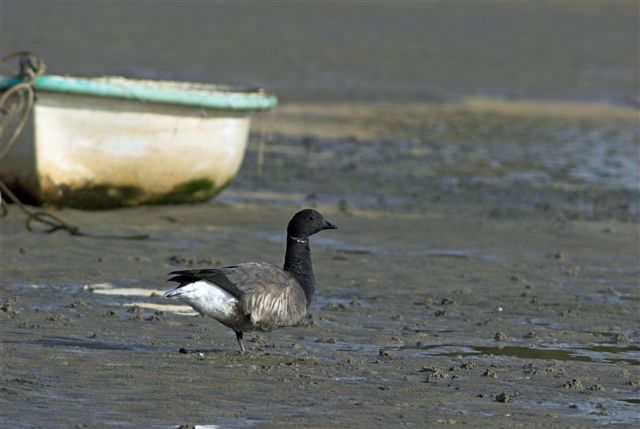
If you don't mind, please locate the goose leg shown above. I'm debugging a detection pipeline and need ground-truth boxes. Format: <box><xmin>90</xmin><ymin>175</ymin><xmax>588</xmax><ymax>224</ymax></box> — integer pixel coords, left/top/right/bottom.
<box><xmin>234</xmin><ymin>330</ymin><xmax>246</xmax><ymax>353</ymax></box>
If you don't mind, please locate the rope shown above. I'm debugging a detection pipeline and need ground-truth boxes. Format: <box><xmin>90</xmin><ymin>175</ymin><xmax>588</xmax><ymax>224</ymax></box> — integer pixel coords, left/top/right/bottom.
<box><xmin>0</xmin><ymin>180</ymin><xmax>80</xmax><ymax>234</ymax></box>
<box><xmin>0</xmin><ymin>52</ymin><xmax>149</xmax><ymax>240</ymax></box>
<box><xmin>0</xmin><ymin>51</ymin><xmax>43</xmax><ymax>160</ymax></box>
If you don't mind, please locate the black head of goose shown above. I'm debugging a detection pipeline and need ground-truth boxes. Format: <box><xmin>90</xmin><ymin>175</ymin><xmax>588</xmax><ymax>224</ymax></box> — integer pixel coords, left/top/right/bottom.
<box><xmin>164</xmin><ymin>208</ymin><xmax>337</xmax><ymax>353</ymax></box>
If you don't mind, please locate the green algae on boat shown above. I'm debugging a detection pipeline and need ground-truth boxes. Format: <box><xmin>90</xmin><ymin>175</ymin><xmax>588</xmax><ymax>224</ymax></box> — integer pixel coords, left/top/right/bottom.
<box><xmin>147</xmin><ymin>179</ymin><xmax>218</xmax><ymax>205</ymax></box>
<box><xmin>39</xmin><ymin>178</ymin><xmax>225</xmax><ymax>210</ymax></box>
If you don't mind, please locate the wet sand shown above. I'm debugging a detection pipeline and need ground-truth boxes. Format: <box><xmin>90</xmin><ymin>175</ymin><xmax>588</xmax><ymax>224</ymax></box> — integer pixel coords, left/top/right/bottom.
<box><xmin>2</xmin><ymin>102</ymin><xmax>639</xmax><ymax>428</ymax></box>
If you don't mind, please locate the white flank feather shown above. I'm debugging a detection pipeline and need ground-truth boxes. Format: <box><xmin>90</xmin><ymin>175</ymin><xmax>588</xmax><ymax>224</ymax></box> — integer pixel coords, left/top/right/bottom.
<box><xmin>164</xmin><ymin>280</ymin><xmax>239</xmax><ymax>321</ymax></box>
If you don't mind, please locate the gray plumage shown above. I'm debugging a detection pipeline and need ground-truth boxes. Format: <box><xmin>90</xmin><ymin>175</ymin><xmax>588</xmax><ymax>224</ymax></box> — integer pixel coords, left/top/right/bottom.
<box><xmin>168</xmin><ymin>262</ymin><xmax>308</xmax><ymax>331</ymax></box>
<box><xmin>164</xmin><ymin>209</ymin><xmax>337</xmax><ymax>352</ymax></box>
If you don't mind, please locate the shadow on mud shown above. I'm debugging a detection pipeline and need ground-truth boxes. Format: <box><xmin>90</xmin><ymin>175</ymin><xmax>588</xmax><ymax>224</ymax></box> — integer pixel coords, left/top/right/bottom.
<box><xmin>2</xmin><ymin>334</ymin><xmax>180</xmax><ymax>353</ymax></box>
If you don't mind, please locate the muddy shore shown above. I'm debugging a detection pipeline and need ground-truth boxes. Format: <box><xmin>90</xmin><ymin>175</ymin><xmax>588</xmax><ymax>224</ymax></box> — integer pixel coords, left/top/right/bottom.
<box><xmin>2</xmin><ymin>100</ymin><xmax>639</xmax><ymax>428</ymax></box>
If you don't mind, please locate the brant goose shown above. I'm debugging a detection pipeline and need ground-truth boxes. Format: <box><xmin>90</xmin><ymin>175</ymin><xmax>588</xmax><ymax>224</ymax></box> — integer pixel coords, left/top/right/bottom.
<box><xmin>164</xmin><ymin>209</ymin><xmax>337</xmax><ymax>352</ymax></box>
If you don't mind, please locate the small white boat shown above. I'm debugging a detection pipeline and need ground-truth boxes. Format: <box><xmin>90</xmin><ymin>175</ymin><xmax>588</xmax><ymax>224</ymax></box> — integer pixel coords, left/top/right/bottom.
<box><xmin>0</xmin><ymin>75</ymin><xmax>277</xmax><ymax>209</ymax></box>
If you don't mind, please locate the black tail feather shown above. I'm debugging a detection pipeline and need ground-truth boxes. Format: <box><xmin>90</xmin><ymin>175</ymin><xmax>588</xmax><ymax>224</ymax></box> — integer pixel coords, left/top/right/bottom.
<box><xmin>167</xmin><ymin>275</ymin><xmax>198</xmax><ymax>284</ymax></box>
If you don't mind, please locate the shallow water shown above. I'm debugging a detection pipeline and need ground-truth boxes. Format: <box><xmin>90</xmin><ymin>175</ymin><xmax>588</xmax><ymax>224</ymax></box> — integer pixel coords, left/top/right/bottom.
<box><xmin>405</xmin><ymin>343</ymin><xmax>640</xmax><ymax>366</ymax></box>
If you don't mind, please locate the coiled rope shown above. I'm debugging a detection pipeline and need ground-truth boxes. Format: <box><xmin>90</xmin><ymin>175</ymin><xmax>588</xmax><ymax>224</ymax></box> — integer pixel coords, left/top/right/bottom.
<box><xmin>0</xmin><ymin>52</ymin><xmax>148</xmax><ymax>240</ymax></box>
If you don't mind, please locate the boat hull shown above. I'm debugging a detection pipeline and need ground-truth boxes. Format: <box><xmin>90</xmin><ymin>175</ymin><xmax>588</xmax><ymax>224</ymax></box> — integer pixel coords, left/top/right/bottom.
<box><xmin>0</xmin><ymin>92</ymin><xmax>251</xmax><ymax>209</ymax></box>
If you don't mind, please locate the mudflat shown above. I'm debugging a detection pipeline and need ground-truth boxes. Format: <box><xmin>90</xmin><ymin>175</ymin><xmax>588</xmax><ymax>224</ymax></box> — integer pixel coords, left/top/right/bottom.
<box><xmin>2</xmin><ymin>101</ymin><xmax>638</xmax><ymax>428</ymax></box>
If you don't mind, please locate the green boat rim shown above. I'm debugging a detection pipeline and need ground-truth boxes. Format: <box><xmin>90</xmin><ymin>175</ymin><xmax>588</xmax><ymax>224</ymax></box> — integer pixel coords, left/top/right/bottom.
<box><xmin>0</xmin><ymin>74</ymin><xmax>278</xmax><ymax>111</ymax></box>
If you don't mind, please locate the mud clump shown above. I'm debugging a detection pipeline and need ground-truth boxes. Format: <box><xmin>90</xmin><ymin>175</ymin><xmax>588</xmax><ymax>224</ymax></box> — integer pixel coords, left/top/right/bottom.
<box><xmin>496</xmin><ymin>392</ymin><xmax>512</xmax><ymax>403</ymax></box>
<box><xmin>421</xmin><ymin>366</ymin><xmax>450</xmax><ymax>382</ymax></box>
<box><xmin>377</xmin><ymin>348</ymin><xmax>393</xmax><ymax>361</ymax></box>
<box><xmin>146</xmin><ymin>311</ymin><xmax>166</xmax><ymax>321</ymax></box>
<box><xmin>483</xmin><ymin>369</ymin><xmax>498</xmax><ymax>378</ymax></box>
<box><xmin>127</xmin><ymin>305</ymin><xmax>142</xmax><ymax>314</ymax></box>
<box><xmin>249</xmin><ymin>334</ymin><xmax>267</xmax><ymax>345</ymax></box>
<box><xmin>545</xmin><ymin>364</ymin><xmax>566</xmax><ymax>376</ymax></box>
<box><xmin>593</xmin><ymin>403</ymin><xmax>609</xmax><ymax>416</ymax></box>
<box><xmin>296</xmin><ymin>313</ymin><xmax>316</xmax><ymax>327</ymax></box>
<box><xmin>460</xmin><ymin>361</ymin><xmax>477</xmax><ymax>370</ymax></box>
<box><xmin>1</xmin><ymin>301</ymin><xmax>18</xmax><ymax>318</ymax></box>
<box><xmin>127</xmin><ymin>305</ymin><xmax>143</xmax><ymax>320</ymax></box>
<box><xmin>69</xmin><ymin>300</ymin><xmax>86</xmax><ymax>308</ymax></box>
<box><xmin>494</xmin><ymin>331</ymin><xmax>508</xmax><ymax>341</ymax></box>
<box><xmin>562</xmin><ymin>379</ymin><xmax>584</xmax><ymax>390</ymax></box>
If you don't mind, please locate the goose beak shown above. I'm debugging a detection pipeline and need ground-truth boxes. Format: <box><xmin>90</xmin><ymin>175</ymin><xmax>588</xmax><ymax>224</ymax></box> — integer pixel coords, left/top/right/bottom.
<box><xmin>323</xmin><ymin>220</ymin><xmax>337</xmax><ymax>230</ymax></box>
